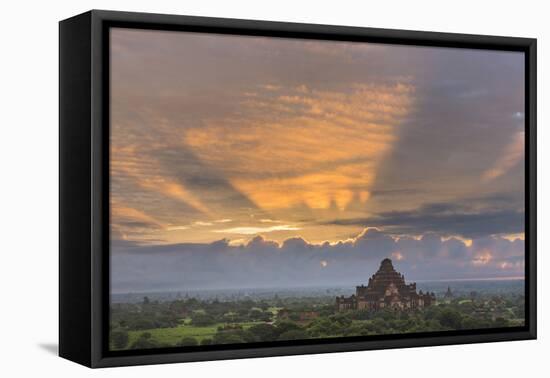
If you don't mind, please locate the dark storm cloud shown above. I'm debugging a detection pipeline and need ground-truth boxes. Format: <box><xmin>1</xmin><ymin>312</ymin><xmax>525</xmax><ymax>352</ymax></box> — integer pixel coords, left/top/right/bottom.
<box><xmin>325</xmin><ymin>195</ymin><xmax>524</xmax><ymax>238</ymax></box>
<box><xmin>327</xmin><ymin>208</ymin><xmax>523</xmax><ymax>238</ymax></box>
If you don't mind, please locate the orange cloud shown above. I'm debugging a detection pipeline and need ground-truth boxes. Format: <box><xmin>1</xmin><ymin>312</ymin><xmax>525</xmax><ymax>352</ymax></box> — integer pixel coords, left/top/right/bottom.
<box><xmin>185</xmin><ymin>83</ymin><xmax>414</xmax><ymax>212</ymax></box>
<box><xmin>392</xmin><ymin>251</ymin><xmax>404</xmax><ymax>261</ymax></box>
<box><xmin>482</xmin><ymin>131</ymin><xmax>524</xmax><ymax>181</ymax></box>
<box><xmin>155</xmin><ymin>180</ymin><xmax>212</xmax><ymax>215</ymax></box>
<box><xmin>111</xmin><ymin>201</ymin><xmax>163</xmax><ymax>228</ymax></box>
<box><xmin>110</xmin><ymin>200</ymin><xmax>167</xmax><ymax>242</ymax></box>
<box><xmin>111</xmin><ymin>145</ymin><xmax>213</xmax><ymax>216</ymax></box>
<box><xmin>501</xmin><ymin>233</ymin><xmax>525</xmax><ymax>242</ymax></box>
<box><xmin>472</xmin><ymin>249</ymin><xmax>492</xmax><ymax>266</ymax></box>
<box><xmin>214</xmin><ymin>224</ymin><xmax>301</xmax><ymax>235</ymax></box>
<box><xmin>442</xmin><ymin>235</ymin><xmax>473</xmax><ymax>247</ymax></box>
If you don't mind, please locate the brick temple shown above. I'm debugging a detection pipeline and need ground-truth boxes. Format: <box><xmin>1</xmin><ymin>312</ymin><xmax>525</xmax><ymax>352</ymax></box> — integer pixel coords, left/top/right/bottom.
<box><xmin>336</xmin><ymin>258</ymin><xmax>435</xmax><ymax>311</ymax></box>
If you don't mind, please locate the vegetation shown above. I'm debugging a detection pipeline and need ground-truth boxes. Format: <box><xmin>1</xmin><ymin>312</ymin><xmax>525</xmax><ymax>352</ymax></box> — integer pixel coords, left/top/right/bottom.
<box><xmin>109</xmin><ymin>291</ymin><xmax>525</xmax><ymax>351</ymax></box>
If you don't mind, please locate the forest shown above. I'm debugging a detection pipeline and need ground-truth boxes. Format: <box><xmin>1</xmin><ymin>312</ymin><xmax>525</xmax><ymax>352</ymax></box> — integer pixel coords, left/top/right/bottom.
<box><xmin>110</xmin><ymin>290</ymin><xmax>525</xmax><ymax>350</ymax></box>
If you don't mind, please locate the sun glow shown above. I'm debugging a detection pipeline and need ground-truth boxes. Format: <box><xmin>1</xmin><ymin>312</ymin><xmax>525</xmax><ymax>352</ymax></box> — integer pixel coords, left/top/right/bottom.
<box><xmin>184</xmin><ymin>83</ymin><xmax>415</xmax><ymax>213</ymax></box>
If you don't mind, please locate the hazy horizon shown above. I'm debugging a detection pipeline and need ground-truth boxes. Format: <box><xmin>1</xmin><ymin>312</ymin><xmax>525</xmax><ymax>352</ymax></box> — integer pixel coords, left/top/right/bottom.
<box><xmin>110</xmin><ymin>275</ymin><xmax>525</xmax><ymax>297</ymax></box>
<box><xmin>111</xmin><ymin>278</ymin><xmax>525</xmax><ymax>296</ymax></box>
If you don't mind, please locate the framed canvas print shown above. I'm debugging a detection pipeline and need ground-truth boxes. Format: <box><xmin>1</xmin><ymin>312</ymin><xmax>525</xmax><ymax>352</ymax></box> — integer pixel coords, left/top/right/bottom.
<box><xmin>59</xmin><ymin>10</ymin><xmax>537</xmax><ymax>368</ymax></box>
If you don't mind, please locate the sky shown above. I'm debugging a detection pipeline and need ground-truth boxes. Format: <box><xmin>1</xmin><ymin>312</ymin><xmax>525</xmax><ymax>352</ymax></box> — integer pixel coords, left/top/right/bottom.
<box><xmin>110</xmin><ymin>28</ymin><xmax>525</xmax><ymax>292</ymax></box>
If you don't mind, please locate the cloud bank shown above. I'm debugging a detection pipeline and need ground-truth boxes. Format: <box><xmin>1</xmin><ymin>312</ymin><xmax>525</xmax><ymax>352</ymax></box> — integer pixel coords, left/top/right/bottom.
<box><xmin>111</xmin><ymin>228</ymin><xmax>524</xmax><ymax>293</ymax></box>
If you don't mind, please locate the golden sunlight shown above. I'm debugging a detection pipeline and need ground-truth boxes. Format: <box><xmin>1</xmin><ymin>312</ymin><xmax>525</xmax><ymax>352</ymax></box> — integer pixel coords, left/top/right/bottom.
<box><xmin>184</xmin><ymin>83</ymin><xmax>414</xmax><ymax>213</ymax></box>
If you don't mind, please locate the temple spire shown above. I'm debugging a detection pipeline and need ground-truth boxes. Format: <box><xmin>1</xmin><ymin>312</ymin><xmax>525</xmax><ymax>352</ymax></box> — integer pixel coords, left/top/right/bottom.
<box><xmin>336</xmin><ymin>258</ymin><xmax>436</xmax><ymax>311</ymax></box>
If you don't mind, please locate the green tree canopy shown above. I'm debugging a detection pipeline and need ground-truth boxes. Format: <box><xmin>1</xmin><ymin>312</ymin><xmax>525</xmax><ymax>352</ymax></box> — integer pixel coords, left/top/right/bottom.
<box><xmin>178</xmin><ymin>337</ymin><xmax>198</xmax><ymax>347</ymax></box>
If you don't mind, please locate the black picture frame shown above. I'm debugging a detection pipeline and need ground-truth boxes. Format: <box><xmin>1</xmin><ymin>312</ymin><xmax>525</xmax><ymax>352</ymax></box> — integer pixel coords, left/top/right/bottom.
<box><xmin>59</xmin><ymin>9</ymin><xmax>537</xmax><ymax>368</ymax></box>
